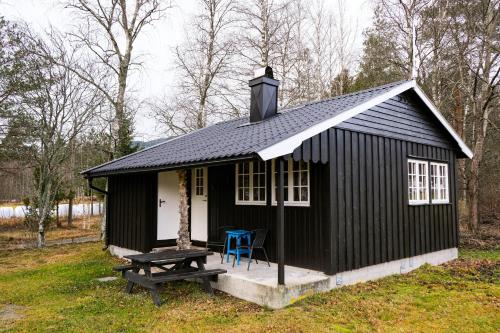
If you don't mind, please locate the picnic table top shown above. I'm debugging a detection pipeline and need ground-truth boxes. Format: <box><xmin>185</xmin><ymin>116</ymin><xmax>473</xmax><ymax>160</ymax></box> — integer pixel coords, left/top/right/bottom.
<box><xmin>124</xmin><ymin>248</ymin><xmax>213</xmax><ymax>264</ymax></box>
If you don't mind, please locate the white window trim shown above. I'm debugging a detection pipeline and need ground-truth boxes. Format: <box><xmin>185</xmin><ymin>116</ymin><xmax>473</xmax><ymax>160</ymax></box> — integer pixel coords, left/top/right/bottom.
<box><xmin>271</xmin><ymin>159</ymin><xmax>310</xmax><ymax>207</ymax></box>
<box><xmin>408</xmin><ymin>159</ymin><xmax>429</xmax><ymax>205</ymax></box>
<box><xmin>430</xmin><ymin>162</ymin><xmax>449</xmax><ymax>204</ymax></box>
<box><xmin>235</xmin><ymin>161</ymin><xmax>267</xmax><ymax>205</ymax></box>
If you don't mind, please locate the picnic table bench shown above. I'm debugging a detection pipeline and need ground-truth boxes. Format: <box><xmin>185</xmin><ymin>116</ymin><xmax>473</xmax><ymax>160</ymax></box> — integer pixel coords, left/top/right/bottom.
<box><xmin>114</xmin><ymin>249</ymin><xmax>226</xmax><ymax>306</ymax></box>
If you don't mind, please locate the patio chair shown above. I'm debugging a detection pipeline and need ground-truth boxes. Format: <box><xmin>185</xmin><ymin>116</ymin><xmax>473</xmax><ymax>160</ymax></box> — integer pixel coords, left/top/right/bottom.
<box><xmin>206</xmin><ymin>225</ymin><xmax>238</xmax><ymax>263</ymax></box>
<box><xmin>232</xmin><ymin>228</ymin><xmax>270</xmax><ymax>270</ymax></box>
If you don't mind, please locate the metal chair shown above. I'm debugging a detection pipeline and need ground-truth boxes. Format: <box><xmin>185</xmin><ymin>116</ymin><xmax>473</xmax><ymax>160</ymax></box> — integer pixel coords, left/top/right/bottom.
<box><xmin>233</xmin><ymin>228</ymin><xmax>270</xmax><ymax>270</ymax></box>
<box><xmin>206</xmin><ymin>226</ymin><xmax>238</xmax><ymax>263</ymax></box>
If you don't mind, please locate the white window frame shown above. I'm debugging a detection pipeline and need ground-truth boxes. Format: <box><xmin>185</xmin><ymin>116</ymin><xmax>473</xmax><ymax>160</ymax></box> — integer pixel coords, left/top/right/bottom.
<box><xmin>271</xmin><ymin>159</ymin><xmax>310</xmax><ymax>207</ymax></box>
<box><xmin>408</xmin><ymin>159</ymin><xmax>429</xmax><ymax>205</ymax></box>
<box><xmin>235</xmin><ymin>161</ymin><xmax>267</xmax><ymax>205</ymax></box>
<box><xmin>430</xmin><ymin>162</ymin><xmax>449</xmax><ymax>204</ymax></box>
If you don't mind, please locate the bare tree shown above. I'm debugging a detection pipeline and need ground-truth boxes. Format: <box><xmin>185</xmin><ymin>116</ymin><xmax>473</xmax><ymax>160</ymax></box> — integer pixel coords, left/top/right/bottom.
<box><xmin>153</xmin><ymin>0</ymin><xmax>238</xmax><ymax>135</ymax></box>
<box><xmin>377</xmin><ymin>0</ymin><xmax>432</xmax><ymax>79</ymax></box>
<box><xmin>273</xmin><ymin>0</ymin><xmax>304</xmax><ymax>108</ymax></box>
<box><xmin>13</xmin><ymin>29</ymin><xmax>103</xmax><ymax>247</ymax></box>
<box><xmin>237</xmin><ymin>0</ymin><xmax>288</xmax><ymax>68</ymax></box>
<box><xmin>453</xmin><ymin>0</ymin><xmax>499</xmax><ymax>230</ymax></box>
<box><xmin>65</xmin><ymin>0</ymin><xmax>171</xmax><ymax>157</ymax></box>
<box><xmin>330</xmin><ymin>0</ymin><xmax>358</xmax><ymax>95</ymax></box>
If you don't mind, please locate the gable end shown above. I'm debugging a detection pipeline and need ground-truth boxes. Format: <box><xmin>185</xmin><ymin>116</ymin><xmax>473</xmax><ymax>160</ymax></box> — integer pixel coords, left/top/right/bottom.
<box><xmin>335</xmin><ymin>91</ymin><xmax>456</xmax><ymax>150</ymax></box>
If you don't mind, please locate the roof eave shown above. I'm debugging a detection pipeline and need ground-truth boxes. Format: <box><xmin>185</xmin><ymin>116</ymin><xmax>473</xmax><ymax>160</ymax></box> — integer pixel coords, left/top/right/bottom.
<box><xmin>257</xmin><ymin>80</ymin><xmax>417</xmax><ymax>161</ymax></box>
<box><xmin>257</xmin><ymin>81</ymin><xmax>473</xmax><ymax>161</ymax></box>
<box><xmin>82</xmin><ymin>154</ymin><xmax>257</xmax><ymax>178</ymax></box>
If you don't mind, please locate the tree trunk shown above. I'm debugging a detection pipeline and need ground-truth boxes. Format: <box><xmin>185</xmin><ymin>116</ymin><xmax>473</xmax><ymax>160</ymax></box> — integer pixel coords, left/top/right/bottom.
<box><xmin>90</xmin><ymin>189</ymin><xmax>94</xmax><ymax>216</ymax></box>
<box><xmin>36</xmin><ymin>172</ymin><xmax>53</xmax><ymax>248</ymax></box>
<box><xmin>177</xmin><ymin>169</ymin><xmax>191</xmax><ymax>250</ymax></box>
<box><xmin>67</xmin><ymin>195</ymin><xmax>73</xmax><ymax>226</ymax></box>
<box><xmin>37</xmin><ymin>221</ymin><xmax>45</xmax><ymax>248</ymax></box>
<box><xmin>56</xmin><ymin>202</ymin><xmax>61</xmax><ymax>228</ymax></box>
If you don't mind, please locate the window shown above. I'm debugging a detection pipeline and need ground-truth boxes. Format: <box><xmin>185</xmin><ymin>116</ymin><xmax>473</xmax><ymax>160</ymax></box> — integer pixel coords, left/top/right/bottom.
<box><xmin>194</xmin><ymin>168</ymin><xmax>205</xmax><ymax>196</ymax></box>
<box><xmin>272</xmin><ymin>159</ymin><xmax>310</xmax><ymax>206</ymax></box>
<box><xmin>252</xmin><ymin>161</ymin><xmax>266</xmax><ymax>202</ymax></box>
<box><xmin>408</xmin><ymin>159</ymin><xmax>429</xmax><ymax>204</ymax></box>
<box><xmin>430</xmin><ymin>162</ymin><xmax>449</xmax><ymax>203</ymax></box>
<box><xmin>235</xmin><ymin>161</ymin><xmax>266</xmax><ymax>205</ymax></box>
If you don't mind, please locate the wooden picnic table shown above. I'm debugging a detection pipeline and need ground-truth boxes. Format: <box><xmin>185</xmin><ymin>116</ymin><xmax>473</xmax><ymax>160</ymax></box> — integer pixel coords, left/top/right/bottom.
<box><xmin>114</xmin><ymin>249</ymin><xmax>226</xmax><ymax>306</ymax></box>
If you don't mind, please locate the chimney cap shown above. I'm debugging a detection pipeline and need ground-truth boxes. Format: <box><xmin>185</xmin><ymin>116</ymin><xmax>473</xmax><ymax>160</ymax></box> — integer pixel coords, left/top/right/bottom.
<box><xmin>253</xmin><ymin>66</ymin><xmax>274</xmax><ymax>79</ymax></box>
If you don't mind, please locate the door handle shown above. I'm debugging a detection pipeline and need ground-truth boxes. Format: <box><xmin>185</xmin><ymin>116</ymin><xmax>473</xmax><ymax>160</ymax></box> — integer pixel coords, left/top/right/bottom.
<box><xmin>159</xmin><ymin>198</ymin><xmax>166</xmax><ymax>207</ymax></box>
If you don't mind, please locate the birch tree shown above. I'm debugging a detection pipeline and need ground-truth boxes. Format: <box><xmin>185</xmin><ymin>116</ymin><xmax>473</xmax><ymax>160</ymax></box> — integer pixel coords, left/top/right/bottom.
<box><xmin>65</xmin><ymin>0</ymin><xmax>170</xmax><ymax>157</ymax></box>
<box><xmin>12</xmin><ymin>30</ymin><xmax>102</xmax><ymax>247</ymax></box>
<box><xmin>238</xmin><ymin>0</ymin><xmax>287</xmax><ymax>68</ymax></box>
<box><xmin>153</xmin><ymin>0</ymin><xmax>238</xmax><ymax>135</ymax></box>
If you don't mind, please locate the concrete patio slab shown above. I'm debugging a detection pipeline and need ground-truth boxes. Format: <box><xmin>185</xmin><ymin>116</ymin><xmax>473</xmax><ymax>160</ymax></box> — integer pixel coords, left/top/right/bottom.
<box><xmin>203</xmin><ymin>247</ymin><xmax>458</xmax><ymax>309</ymax></box>
<box><xmin>204</xmin><ymin>254</ymin><xmax>330</xmax><ymax>309</ymax></box>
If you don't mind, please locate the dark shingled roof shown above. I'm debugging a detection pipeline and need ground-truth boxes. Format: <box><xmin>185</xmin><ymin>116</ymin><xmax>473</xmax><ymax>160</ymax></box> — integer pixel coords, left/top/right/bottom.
<box><xmin>83</xmin><ymin>80</ymin><xmax>411</xmax><ymax>177</ymax></box>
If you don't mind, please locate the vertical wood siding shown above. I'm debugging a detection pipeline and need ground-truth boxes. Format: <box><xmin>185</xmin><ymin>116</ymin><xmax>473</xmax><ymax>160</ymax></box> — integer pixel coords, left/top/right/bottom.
<box><xmin>326</xmin><ymin>128</ymin><xmax>458</xmax><ymax>274</ymax></box>
<box><xmin>107</xmin><ymin>173</ymin><xmax>157</xmax><ymax>252</ymax></box>
<box><xmin>207</xmin><ymin>162</ymin><xmax>330</xmax><ymax>271</ymax></box>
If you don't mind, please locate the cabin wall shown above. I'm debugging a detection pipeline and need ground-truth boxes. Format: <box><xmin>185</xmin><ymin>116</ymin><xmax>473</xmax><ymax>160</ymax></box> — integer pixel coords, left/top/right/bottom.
<box><xmin>207</xmin><ymin>162</ymin><xmax>330</xmax><ymax>271</ymax></box>
<box><xmin>325</xmin><ymin>127</ymin><xmax>458</xmax><ymax>274</ymax></box>
<box><xmin>107</xmin><ymin>173</ymin><xmax>157</xmax><ymax>252</ymax></box>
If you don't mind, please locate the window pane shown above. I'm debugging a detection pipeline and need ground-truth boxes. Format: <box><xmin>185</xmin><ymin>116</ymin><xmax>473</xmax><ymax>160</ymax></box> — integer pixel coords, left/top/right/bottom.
<box><xmin>253</xmin><ymin>188</ymin><xmax>259</xmax><ymax>201</ymax></box>
<box><xmin>301</xmin><ymin>171</ymin><xmax>308</xmax><ymax>186</ymax></box>
<box><xmin>293</xmin><ymin>172</ymin><xmax>299</xmax><ymax>186</ymax></box>
<box><xmin>293</xmin><ymin>187</ymin><xmax>299</xmax><ymax>201</ymax></box>
<box><xmin>301</xmin><ymin>187</ymin><xmax>308</xmax><ymax>201</ymax></box>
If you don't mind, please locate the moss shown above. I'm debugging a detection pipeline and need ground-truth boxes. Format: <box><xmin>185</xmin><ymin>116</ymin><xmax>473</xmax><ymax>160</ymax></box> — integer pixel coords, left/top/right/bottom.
<box><xmin>0</xmin><ymin>244</ymin><xmax>498</xmax><ymax>332</ymax></box>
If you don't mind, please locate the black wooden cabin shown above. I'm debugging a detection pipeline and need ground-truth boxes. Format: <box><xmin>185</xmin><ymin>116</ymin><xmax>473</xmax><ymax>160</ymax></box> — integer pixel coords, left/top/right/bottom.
<box><xmin>83</xmin><ymin>69</ymin><xmax>471</xmax><ymax>281</ymax></box>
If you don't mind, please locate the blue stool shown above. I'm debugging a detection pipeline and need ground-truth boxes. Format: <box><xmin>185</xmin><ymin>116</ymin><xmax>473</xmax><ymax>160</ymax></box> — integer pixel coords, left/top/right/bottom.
<box><xmin>225</xmin><ymin>230</ymin><xmax>251</xmax><ymax>266</ymax></box>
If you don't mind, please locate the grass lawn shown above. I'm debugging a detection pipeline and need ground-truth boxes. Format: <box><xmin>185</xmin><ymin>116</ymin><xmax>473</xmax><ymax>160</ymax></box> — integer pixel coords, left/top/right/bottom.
<box><xmin>0</xmin><ymin>243</ymin><xmax>498</xmax><ymax>333</ymax></box>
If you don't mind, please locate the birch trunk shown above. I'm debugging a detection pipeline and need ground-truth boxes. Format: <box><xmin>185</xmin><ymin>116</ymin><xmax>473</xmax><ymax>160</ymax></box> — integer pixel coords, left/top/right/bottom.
<box><xmin>177</xmin><ymin>170</ymin><xmax>191</xmax><ymax>250</ymax></box>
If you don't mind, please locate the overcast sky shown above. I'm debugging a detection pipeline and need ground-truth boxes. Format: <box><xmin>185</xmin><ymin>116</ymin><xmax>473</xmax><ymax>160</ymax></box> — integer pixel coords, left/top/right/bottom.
<box><xmin>1</xmin><ymin>0</ymin><xmax>374</xmax><ymax>140</ymax></box>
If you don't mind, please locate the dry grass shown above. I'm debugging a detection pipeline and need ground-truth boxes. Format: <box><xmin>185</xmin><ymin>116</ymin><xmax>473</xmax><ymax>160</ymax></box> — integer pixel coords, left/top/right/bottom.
<box><xmin>460</xmin><ymin>219</ymin><xmax>500</xmax><ymax>250</ymax></box>
<box><xmin>0</xmin><ymin>216</ymin><xmax>101</xmax><ymax>249</ymax></box>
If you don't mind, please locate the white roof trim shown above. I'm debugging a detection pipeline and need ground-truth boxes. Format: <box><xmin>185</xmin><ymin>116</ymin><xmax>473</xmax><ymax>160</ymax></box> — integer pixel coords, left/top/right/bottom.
<box><xmin>412</xmin><ymin>86</ymin><xmax>473</xmax><ymax>158</ymax></box>
<box><xmin>257</xmin><ymin>80</ymin><xmax>414</xmax><ymax>160</ymax></box>
<box><xmin>257</xmin><ymin>80</ymin><xmax>473</xmax><ymax>160</ymax></box>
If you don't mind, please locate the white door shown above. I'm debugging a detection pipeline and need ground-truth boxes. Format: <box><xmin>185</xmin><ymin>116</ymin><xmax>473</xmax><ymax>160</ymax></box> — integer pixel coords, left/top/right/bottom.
<box><xmin>157</xmin><ymin>171</ymin><xmax>180</xmax><ymax>240</ymax></box>
<box><xmin>191</xmin><ymin>167</ymin><xmax>208</xmax><ymax>241</ymax></box>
